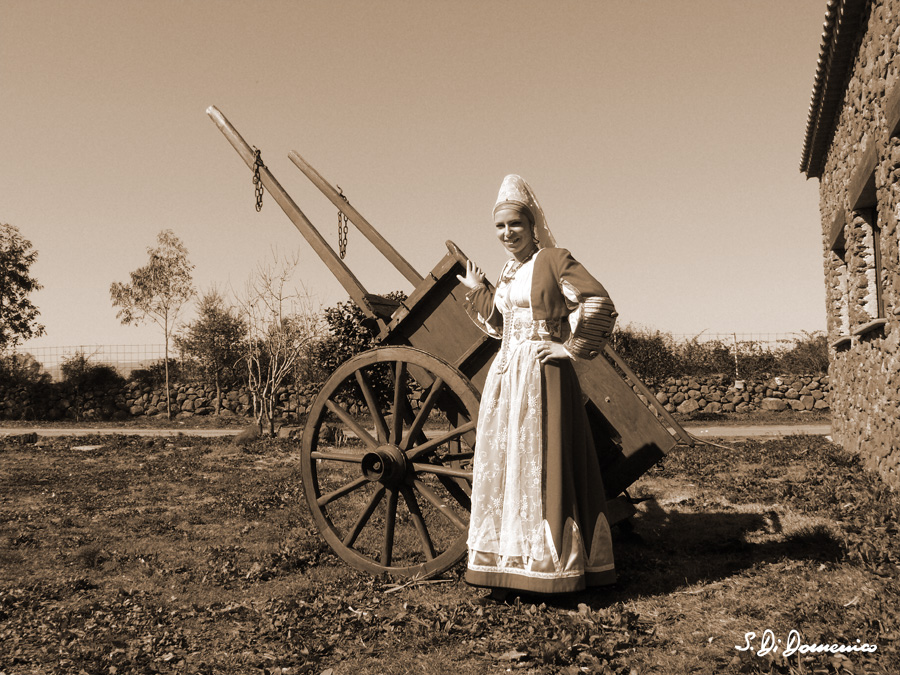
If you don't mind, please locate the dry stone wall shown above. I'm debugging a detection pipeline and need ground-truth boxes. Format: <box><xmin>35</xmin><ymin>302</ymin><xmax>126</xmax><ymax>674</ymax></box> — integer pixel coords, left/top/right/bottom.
<box><xmin>650</xmin><ymin>375</ymin><xmax>830</xmax><ymax>415</ymax></box>
<box><xmin>0</xmin><ymin>374</ymin><xmax>830</xmax><ymax>423</ymax></box>
<box><xmin>0</xmin><ymin>380</ymin><xmax>321</xmax><ymax>423</ymax></box>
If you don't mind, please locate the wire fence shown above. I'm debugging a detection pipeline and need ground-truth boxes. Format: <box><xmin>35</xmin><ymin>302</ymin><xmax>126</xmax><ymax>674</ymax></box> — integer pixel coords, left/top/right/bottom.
<box><xmin>11</xmin><ymin>345</ymin><xmax>167</xmax><ymax>381</ymax></box>
<box><xmin>10</xmin><ymin>333</ymin><xmax>817</xmax><ymax>382</ymax></box>
<box><xmin>668</xmin><ymin>333</ymin><xmax>815</xmax><ymax>349</ymax></box>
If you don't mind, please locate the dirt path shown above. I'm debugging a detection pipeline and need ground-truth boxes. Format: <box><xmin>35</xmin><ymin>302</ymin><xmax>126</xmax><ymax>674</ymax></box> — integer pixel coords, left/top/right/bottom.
<box><xmin>0</xmin><ymin>423</ymin><xmax>832</xmax><ymax>439</ymax></box>
<box><xmin>684</xmin><ymin>423</ymin><xmax>830</xmax><ymax>439</ymax></box>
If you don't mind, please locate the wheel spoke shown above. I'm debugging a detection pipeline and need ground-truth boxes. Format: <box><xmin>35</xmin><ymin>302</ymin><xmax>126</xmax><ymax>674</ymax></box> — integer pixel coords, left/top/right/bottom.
<box><xmin>401</xmin><ymin>485</ymin><xmax>435</xmax><ymax>560</ymax></box>
<box><xmin>407</xmin><ymin>420</ymin><xmax>477</xmax><ymax>462</ymax></box>
<box><xmin>310</xmin><ymin>451</ymin><xmax>363</xmax><ymax>463</ymax></box>
<box><xmin>412</xmin><ymin>463</ymin><xmax>473</xmax><ymax>480</ymax></box>
<box><xmin>317</xmin><ymin>475</ymin><xmax>368</xmax><ymax>507</ymax></box>
<box><xmin>343</xmin><ymin>486</ymin><xmax>385</xmax><ymax>547</ymax></box>
<box><xmin>413</xmin><ymin>479</ymin><xmax>468</xmax><ymax>531</ymax></box>
<box><xmin>381</xmin><ymin>488</ymin><xmax>398</xmax><ymax>566</ymax></box>
<box><xmin>437</xmin><ymin>475</ymin><xmax>472</xmax><ymax>511</ymax></box>
<box><xmin>325</xmin><ymin>399</ymin><xmax>378</xmax><ymax>449</ymax></box>
<box><xmin>355</xmin><ymin>369</ymin><xmax>389</xmax><ymax>443</ymax></box>
<box><xmin>390</xmin><ymin>361</ymin><xmax>407</xmax><ymax>444</ymax></box>
<box><xmin>400</xmin><ymin>377</ymin><xmax>444</xmax><ymax>451</ymax></box>
<box><xmin>441</xmin><ymin>451</ymin><xmax>475</xmax><ymax>461</ymax></box>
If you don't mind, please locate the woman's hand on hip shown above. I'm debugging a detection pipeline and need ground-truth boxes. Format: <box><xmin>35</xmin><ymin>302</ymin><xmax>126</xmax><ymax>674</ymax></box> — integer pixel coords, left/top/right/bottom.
<box><xmin>456</xmin><ymin>260</ymin><xmax>486</xmax><ymax>290</ymax></box>
<box><xmin>536</xmin><ymin>342</ymin><xmax>570</xmax><ymax>364</ymax></box>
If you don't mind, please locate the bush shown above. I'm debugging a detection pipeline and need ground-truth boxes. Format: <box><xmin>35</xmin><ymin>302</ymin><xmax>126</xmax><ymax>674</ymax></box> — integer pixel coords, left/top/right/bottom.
<box><xmin>610</xmin><ymin>326</ymin><xmax>680</xmax><ymax>383</ymax></box>
<box><xmin>60</xmin><ymin>352</ymin><xmax>124</xmax><ymax>389</ymax></box>
<box><xmin>310</xmin><ymin>291</ymin><xmax>407</xmax><ymax>377</ymax></box>
<box><xmin>128</xmin><ymin>358</ymin><xmax>183</xmax><ymax>388</ymax></box>
<box><xmin>611</xmin><ymin>326</ymin><xmax>830</xmax><ymax>383</ymax></box>
<box><xmin>677</xmin><ymin>336</ymin><xmax>735</xmax><ymax>378</ymax></box>
<box><xmin>779</xmin><ymin>331</ymin><xmax>829</xmax><ymax>374</ymax></box>
<box><xmin>0</xmin><ymin>352</ymin><xmax>50</xmax><ymax>386</ymax></box>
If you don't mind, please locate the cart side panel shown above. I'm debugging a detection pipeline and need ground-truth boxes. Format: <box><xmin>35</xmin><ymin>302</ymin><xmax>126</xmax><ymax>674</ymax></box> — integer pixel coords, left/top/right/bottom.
<box><xmin>382</xmin><ymin>252</ymin><xmax>498</xmax><ymax>392</ymax></box>
<box><xmin>574</xmin><ymin>356</ymin><xmax>676</xmax><ymax>497</ymax></box>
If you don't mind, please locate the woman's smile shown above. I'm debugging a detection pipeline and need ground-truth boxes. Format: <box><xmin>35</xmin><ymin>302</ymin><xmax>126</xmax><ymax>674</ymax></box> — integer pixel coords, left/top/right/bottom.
<box><xmin>494</xmin><ymin>207</ymin><xmax>535</xmax><ymax>260</ymax></box>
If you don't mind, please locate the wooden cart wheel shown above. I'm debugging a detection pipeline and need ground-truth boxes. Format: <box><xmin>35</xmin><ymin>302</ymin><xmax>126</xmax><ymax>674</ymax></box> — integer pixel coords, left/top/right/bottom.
<box><xmin>301</xmin><ymin>346</ymin><xmax>479</xmax><ymax>579</ymax></box>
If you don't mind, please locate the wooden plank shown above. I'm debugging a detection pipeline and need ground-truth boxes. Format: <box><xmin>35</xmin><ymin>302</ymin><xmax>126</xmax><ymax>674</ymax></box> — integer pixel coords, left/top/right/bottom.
<box><xmin>288</xmin><ymin>150</ymin><xmax>424</xmax><ymax>286</ymax></box>
<box><xmin>828</xmin><ymin>208</ymin><xmax>847</xmax><ymax>251</ymax></box>
<box><xmin>207</xmin><ymin>106</ymin><xmax>376</xmax><ymax>318</ymax></box>
<box><xmin>849</xmin><ymin>140</ymin><xmax>877</xmax><ymax>210</ymax></box>
<box><xmin>574</xmin><ymin>354</ymin><xmax>676</xmax><ymax>497</ymax></box>
<box><xmin>603</xmin><ymin>344</ymin><xmax>693</xmax><ymax>446</ymax></box>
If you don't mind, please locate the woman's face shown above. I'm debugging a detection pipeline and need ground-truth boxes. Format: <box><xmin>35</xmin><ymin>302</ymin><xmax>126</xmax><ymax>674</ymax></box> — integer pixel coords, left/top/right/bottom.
<box><xmin>494</xmin><ymin>207</ymin><xmax>534</xmax><ymax>258</ymax></box>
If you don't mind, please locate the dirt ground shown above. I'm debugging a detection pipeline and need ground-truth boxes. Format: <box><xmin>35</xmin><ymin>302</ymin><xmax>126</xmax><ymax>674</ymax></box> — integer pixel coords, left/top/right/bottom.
<box><xmin>0</xmin><ymin>407</ymin><xmax>831</xmax><ymax>432</ymax></box>
<box><xmin>1</xmin><ymin>431</ymin><xmax>895</xmax><ymax>674</ymax></box>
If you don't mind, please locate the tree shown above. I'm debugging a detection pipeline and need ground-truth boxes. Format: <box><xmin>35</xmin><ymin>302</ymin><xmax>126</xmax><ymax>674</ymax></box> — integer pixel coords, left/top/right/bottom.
<box><xmin>175</xmin><ymin>289</ymin><xmax>246</xmax><ymax>415</ymax></box>
<box><xmin>0</xmin><ymin>223</ymin><xmax>45</xmax><ymax>352</ymax></box>
<box><xmin>109</xmin><ymin>229</ymin><xmax>195</xmax><ymax>418</ymax></box>
<box><xmin>237</xmin><ymin>252</ymin><xmax>326</xmax><ymax>436</ymax></box>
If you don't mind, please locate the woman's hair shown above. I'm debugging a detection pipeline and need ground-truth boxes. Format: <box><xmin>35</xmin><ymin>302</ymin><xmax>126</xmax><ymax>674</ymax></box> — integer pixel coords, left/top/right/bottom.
<box><xmin>492</xmin><ymin>200</ymin><xmax>535</xmax><ymax>227</ymax></box>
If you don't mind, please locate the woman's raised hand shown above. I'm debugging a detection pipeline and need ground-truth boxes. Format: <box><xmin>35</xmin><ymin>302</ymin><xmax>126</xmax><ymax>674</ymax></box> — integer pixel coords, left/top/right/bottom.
<box><xmin>456</xmin><ymin>260</ymin><xmax>486</xmax><ymax>290</ymax></box>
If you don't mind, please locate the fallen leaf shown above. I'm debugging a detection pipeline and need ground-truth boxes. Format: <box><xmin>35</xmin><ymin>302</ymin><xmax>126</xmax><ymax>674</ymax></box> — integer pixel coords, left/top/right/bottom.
<box><xmin>498</xmin><ymin>649</ymin><xmax>528</xmax><ymax>661</ymax></box>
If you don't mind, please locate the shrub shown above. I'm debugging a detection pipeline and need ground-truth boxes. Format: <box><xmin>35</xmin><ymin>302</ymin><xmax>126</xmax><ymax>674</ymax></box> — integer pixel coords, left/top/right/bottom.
<box><xmin>0</xmin><ymin>352</ymin><xmax>50</xmax><ymax>386</ymax></box>
<box><xmin>610</xmin><ymin>326</ymin><xmax>829</xmax><ymax>383</ymax></box>
<box><xmin>60</xmin><ymin>352</ymin><xmax>124</xmax><ymax>389</ymax></box>
<box><xmin>677</xmin><ymin>335</ymin><xmax>735</xmax><ymax>378</ymax></box>
<box><xmin>779</xmin><ymin>331</ymin><xmax>829</xmax><ymax>374</ymax></box>
<box><xmin>610</xmin><ymin>326</ymin><xmax>680</xmax><ymax>382</ymax></box>
<box><xmin>128</xmin><ymin>358</ymin><xmax>183</xmax><ymax>388</ymax></box>
<box><xmin>310</xmin><ymin>291</ymin><xmax>407</xmax><ymax>375</ymax></box>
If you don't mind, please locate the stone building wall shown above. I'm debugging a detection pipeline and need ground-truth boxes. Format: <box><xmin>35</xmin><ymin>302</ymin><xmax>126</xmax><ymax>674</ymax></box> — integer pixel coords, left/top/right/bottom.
<box><xmin>818</xmin><ymin>1</ymin><xmax>900</xmax><ymax>486</ymax></box>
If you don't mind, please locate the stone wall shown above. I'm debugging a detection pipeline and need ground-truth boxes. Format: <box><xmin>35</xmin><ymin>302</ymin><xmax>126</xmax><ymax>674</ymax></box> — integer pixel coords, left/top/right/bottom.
<box><xmin>816</xmin><ymin>0</ymin><xmax>900</xmax><ymax>487</ymax></box>
<box><xmin>649</xmin><ymin>374</ymin><xmax>830</xmax><ymax>415</ymax></box>
<box><xmin>0</xmin><ymin>380</ymin><xmax>321</xmax><ymax>423</ymax></box>
<box><xmin>0</xmin><ymin>373</ymin><xmax>831</xmax><ymax>423</ymax></box>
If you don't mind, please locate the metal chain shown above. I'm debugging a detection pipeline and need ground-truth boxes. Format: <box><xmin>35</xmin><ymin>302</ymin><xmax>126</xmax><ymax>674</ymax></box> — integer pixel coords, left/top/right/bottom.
<box><xmin>337</xmin><ymin>186</ymin><xmax>349</xmax><ymax>259</ymax></box>
<box><xmin>252</xmin><ymin>148</ymin><xmax>264</xmax><ymax>212</ymax></box>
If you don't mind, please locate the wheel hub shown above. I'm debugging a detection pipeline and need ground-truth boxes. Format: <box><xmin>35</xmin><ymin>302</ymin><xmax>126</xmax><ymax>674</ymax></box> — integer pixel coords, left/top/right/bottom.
<box><xmin>361</xmin><ymin>444</ymin><xmax>409</xmax><ymax>485</ymax></box>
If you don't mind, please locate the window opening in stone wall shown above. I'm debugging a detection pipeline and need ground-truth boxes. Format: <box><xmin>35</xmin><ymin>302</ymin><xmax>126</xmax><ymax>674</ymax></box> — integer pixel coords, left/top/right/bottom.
<box><xmin>828</xmin><ymin>210</ymin><xmax>851</xmax><ymax>350</ymax></box>
<box><xmin>849</xmin><ymin>168</ymin><xmax>888</xmax><ymax>339</ymax></box>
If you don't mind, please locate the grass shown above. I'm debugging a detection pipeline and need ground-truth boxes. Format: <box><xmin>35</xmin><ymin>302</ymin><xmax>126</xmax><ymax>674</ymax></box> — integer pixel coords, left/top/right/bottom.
<box><xmin>1</xmin><ymin>433</ymin><xmax>897</xmax><ymax>674</ymax></box>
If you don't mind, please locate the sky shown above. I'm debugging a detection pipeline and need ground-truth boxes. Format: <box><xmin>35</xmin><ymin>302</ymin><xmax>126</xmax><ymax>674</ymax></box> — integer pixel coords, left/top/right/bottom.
<box><xmin>2</xmin><ymin>0</ymin><xmax>829</xmax><ymax>354</ymax></box>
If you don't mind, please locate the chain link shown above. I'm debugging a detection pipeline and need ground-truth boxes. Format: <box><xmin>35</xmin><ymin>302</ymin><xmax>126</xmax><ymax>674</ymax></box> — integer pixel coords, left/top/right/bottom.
<box><xmin>337</xmin><ymin>186</ymin><xmax>349</xmax><ymax>259</ymax></box>
<box><xmin>252</xmin><ymin>147</ymin><xmax>264</xmax><ymax>212</ymax></box>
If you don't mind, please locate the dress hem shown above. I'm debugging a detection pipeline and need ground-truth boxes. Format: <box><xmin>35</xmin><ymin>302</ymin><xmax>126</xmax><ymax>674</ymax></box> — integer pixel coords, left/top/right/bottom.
<box><xmin>465</xmin><ymin>567</ymin><xmax>615</xmax><ymax>594</ymax></box>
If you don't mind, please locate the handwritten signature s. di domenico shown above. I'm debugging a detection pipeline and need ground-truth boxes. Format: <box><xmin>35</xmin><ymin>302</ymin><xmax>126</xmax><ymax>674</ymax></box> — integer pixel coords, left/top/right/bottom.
<box><xmin>736</xmin><ymin>630</ymin><xmax>877</xmax><ymax>657</ymax></box>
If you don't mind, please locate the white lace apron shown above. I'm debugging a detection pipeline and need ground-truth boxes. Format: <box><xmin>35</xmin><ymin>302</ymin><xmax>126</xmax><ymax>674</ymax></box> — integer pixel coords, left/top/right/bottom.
<box><xmin>466</xmin><ymin>255</ymin><xmax>560</xmax><ymax>563</ymax></box>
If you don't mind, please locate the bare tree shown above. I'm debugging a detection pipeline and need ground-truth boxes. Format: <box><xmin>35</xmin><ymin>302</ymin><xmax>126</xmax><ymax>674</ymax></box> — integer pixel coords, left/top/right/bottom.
<box><xmin>110</xmin><ymin>229</ymin><xmax>195</xmax><ymax>418</ymax></box>
<box><xmin>237</xmin><ymin>251</ymin><xmax>325</xmax><ymax>436</ymax></box>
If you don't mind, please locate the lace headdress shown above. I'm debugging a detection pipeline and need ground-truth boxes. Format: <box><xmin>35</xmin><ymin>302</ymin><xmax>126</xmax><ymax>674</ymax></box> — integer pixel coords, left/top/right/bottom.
<box><xmin>492</xmin><ymin>174</ymin><xmax>557</xmax><ymax>249</ymax></box>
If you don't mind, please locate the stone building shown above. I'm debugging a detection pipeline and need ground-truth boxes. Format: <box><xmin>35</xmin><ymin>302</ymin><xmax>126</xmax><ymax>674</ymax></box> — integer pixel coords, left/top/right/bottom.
<box><xmin>801</xmin><ymin>0</ymin><xmax>900</xmax><ymax>486</ymax></box>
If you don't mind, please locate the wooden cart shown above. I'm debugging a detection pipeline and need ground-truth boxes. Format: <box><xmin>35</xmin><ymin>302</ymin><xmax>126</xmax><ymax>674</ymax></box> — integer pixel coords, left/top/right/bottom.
<box><xmin>208</xmin><ymin>107</ymin><xmax>692</xmax><ymax>580</ymax></box>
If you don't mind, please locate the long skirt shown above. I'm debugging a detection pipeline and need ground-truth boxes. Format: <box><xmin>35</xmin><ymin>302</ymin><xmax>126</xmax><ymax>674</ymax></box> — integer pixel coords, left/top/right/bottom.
<box><xmin>465</xmin><ymin>344</ymin><xmax>615</xmax><ymax>594</ymax></box>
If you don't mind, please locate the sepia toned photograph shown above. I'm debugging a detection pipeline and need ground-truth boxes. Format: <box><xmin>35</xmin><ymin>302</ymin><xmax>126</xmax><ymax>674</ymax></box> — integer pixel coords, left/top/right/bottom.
<box><xmin>1</xmin><ymin>1</ymin><xmax>897</xmax><ymax>673</ymax></box>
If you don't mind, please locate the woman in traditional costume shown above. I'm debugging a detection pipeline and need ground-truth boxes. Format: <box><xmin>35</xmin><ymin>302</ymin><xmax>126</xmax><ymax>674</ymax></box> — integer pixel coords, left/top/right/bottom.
<box><xmin>457</xmin><ymin>174</ymin><xmax>617</xmax><ymax>596</ymax></box>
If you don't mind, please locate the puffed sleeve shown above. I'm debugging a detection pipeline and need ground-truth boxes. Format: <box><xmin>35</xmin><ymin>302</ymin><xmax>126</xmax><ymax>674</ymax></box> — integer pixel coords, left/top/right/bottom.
<box><xmin>553</xmin><ymin>249</ymin><xmax>617</xmax><ymax>360</ymax></box>
<box><xmin>460</xmin><ymin>282</ymin><xmax>502</xmax><ymax>338</ymax></box>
